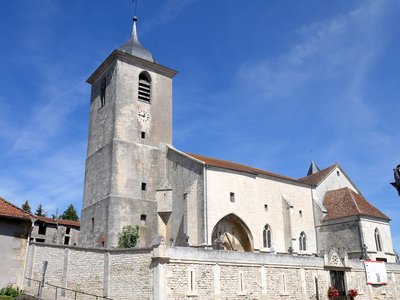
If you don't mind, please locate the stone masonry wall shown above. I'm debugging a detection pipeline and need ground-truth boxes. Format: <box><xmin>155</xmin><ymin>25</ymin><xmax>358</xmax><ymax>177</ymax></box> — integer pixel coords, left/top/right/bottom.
<box><xmin>24</xmin><ymin>243</ymin><xmax>400</xmax><ymax>300</ymax></box>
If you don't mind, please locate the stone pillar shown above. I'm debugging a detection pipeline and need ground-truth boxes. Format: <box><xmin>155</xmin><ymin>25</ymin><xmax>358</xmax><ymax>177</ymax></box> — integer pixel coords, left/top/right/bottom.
<box><xmin>213</xmin><ymin>264</ymin><xmax>221</xmax><ymax>300</ymax></box>
<box><xmin>300</xmin><ymin>268</ymin><xmax>307</xmax><ymax>300</ymax></box>
<box><xmin>61</xmin><ymin>248</ymin><xmax>69</xmax><ymax>297</ymax></box>
<box><xmin>103</xmin><ymin>251</ymin><xmax>110</xmax><ymax>297</ymax></box>
<box><xmin>153</xmin><ymin>261</ymin><xmax>166</xmax><ymax>300</ymax></box>
<box><xmin>260</xmin><ymin>266</ymin><xmax>267</xmax><ymax>299</ymax></box>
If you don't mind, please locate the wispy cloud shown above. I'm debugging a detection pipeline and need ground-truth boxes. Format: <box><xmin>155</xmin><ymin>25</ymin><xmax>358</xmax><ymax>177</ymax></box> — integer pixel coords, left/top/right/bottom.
<box><xmin>143</xmin><ymin>0</ymin><xmax>197</xmax><ymax>32</ymax></box>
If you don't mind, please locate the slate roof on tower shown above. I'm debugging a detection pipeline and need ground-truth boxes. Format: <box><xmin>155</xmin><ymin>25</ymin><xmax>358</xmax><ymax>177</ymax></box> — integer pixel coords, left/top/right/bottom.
<box><xmin>0</xmin><ymin>197</ymin><xmax>32</xmax><ymax>221</ymax></box>
<box><xmin>118</xmin><ymin>16</ymin><xmax>155</xmax><ymax>62</ymax></box>
<box><xmin>323</xmin><ymin>187</ymin><xmax>390</xmax><ymax>221</ymax></box>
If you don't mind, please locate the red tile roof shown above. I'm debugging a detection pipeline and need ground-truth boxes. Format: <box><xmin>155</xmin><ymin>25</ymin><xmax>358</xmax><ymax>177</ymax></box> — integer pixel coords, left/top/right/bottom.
<box><xmin>298</xmin><ymin>164</ymin><xmax>338</xmax><ymax>185</ymax></box>
<box><xmin>186</xmin><ymin>153</ymin><xmax>302</xmax><ymax>183</ymax></box>
<box><xmin>0</xmin><ymin>197</ymin><xmax>32</xmax><ymax>221</ymax></box>
<box><xmin>36</xmin><ymin>216</ymin><xmax>80</xmax><ymax>228</ymax></box>
<box><xmin>323</xmin><ymin>187</ymin><xmax>390</xmax><ymax>221</ymax></box>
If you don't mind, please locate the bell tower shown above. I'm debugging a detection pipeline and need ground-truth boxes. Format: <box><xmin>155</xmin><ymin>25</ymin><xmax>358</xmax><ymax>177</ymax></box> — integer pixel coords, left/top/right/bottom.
<box><xmin>79</xmin><ymin>17</ymin><xmax>177</xmax><ymax>247</ymax></box>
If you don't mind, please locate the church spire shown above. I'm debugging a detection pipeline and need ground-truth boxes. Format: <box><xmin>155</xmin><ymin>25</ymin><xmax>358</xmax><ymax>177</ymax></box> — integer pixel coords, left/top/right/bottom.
<box><xmin>118</xmin><ymin>16</ymin><xmax>155</xmax><ymax>62</ymax></box>
<box><xmin>307</xmin><ymin>161</ymin><xmax>320</xmax><ymax>176</ymax></box>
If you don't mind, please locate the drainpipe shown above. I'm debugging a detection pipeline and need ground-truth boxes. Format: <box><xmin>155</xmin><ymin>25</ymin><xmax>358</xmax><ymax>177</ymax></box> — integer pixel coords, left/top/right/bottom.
<box><xmin>310</xmin><ymin>186</ymin><xmax>319</xmax><ymax>255</ymax></box>
<box><xmin>21</xmin><ymin>218</ymin><xmax>36</xmax><ymax>288</ymax></box>
<box><xmin>203</xmin><ymin>165</ymin><xmax>209</xmax><ymax>247</ymax></box>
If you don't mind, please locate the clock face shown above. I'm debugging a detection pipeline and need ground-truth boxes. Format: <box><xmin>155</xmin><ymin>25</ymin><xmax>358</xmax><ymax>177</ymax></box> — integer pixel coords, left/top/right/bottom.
<box><xmin>138</xmin><ymin>110</ymin><xmax>150</xmax><ymax>123</ymax></box>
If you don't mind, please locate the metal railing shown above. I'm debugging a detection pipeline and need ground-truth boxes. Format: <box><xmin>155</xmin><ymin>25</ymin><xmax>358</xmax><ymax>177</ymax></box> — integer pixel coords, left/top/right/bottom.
<box><xmin>25</xmin><ymin>278</ymin><xmax>112</xmax><ymax>300</ymax></box>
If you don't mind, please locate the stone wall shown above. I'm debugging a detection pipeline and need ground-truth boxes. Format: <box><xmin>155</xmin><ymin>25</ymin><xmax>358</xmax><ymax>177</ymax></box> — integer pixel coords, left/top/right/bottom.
<box><xmin>24</xmin><ymin>242</ymin><xmax>400</xmax><ymax>300</ymax></box>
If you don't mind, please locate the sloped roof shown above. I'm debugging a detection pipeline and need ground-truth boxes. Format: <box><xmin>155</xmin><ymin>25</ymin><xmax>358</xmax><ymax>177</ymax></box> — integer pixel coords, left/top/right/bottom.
<box><xmin>186</xmin><ymin>153</ymin><xmax>303</xmax><ymax>183</ymax></box>
<box><xmin>0</xmin><ymin>197</ymin><xmax>32</xmax><ymax>221</ymax></box>
<box><xmin>298</xmin><ymin>164</ymin><xmax>338</xmax><ymax>185</ymax></box>
<box><xmin>323</xmin><ymin>187</ymin><xmax>390</xmax><ymax>221</ymax></box>
<box><xmin>36</xmin><ymin>216</ymin><xmax>80</xmax><ymax>228</ymax></box>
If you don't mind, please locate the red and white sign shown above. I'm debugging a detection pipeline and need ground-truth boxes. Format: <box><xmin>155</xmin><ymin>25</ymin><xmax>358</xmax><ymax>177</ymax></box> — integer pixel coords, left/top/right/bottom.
<box><xmin>364</xmin><ymin>260</ymin><xmax>387</xmax><ymax>285</ymax></box>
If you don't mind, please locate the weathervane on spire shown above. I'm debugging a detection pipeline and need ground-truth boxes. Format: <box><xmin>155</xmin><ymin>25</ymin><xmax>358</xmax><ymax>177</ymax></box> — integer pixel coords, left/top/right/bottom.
<box><xmin>132</xmin><ymin>0</ymin><xmax>138</xmax><ymax>18</ymax></box>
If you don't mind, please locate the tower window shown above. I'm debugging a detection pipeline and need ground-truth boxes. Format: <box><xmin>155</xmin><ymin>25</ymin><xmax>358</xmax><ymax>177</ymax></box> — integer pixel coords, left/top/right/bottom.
<box><xmin>141</xmin><ymin>131</ymin><xmax>146</xmax><ymax>139</ymax></box>
<box><xmin>140</xmin><ymin>214</ymin><xmax>147</xmax><ymax>226</ymax></box>
<box><xmin>230</xmin><ymin>192</ymin><xmax>235</xmax><ymax>202</ymax></box>
<box><xmin>138</xmin><ymin>72</ymin><xmax>151</xmax><ymax>102</ymax></box>
<box><xmin>141</xmin><ymin>182</ymin><xmax>147</xmax><ymax>191</ymax></box>
<box><xmin>66</xmin><ymin>227</ymin><xmax>71</xmax><ymax>235</ymax></box>
<box><xmin>91</xmin><ymin>218</ymin><xmax>95</xmax><ymax>231</ymax></box>
<box><xmin>100</xmin><ymin>77</ymin><xmax>106</xmax><ymax>107</ymax></box>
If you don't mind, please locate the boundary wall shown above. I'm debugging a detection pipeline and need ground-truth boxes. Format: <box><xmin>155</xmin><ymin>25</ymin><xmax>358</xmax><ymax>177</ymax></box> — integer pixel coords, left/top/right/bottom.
<box><xmin>25</xmin><ymin>242</ymin><xmax>400</xmax><ymax>299</ymax></box>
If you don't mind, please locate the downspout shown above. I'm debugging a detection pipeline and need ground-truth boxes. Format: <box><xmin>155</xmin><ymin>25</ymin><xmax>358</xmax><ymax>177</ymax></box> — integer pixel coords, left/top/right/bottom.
<box><xmin>358</xmin><ymin>215</ymin><xmax>366</xmax><ymax>257</ymax></box>
<box><xmin>310</xmin><ymin>186</ymin><xmax>319</xmax><ymax>255</ymax></box>
<box><xmin>21</xmin><ymin>218</ymin><xmax>36</xmax><ymax>288</ymax></box>
<box><xmin>203</xmin><ymin>165</ymin><xmax>209</xmax><ymax>247</ymax></box>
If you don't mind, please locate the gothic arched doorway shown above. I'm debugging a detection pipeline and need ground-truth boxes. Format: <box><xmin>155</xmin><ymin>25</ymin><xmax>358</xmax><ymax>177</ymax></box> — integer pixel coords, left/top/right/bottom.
<box><xmin>211</xmin><ymin>214</ymin><xmax>253</xmax><ymax>252</ymax></box>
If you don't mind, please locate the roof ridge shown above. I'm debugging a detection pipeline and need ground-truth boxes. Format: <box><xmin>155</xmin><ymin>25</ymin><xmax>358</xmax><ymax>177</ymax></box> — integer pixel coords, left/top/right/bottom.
<box><xmin>0</xmin><ymin>197</ymin><xmax>32</xmax><ymax>217</ymax></box>
<box><xmin>185</xmin><ymin>152</ymin><xmax>304</xmax><ymax>184</ymax></box>
<box><xmin>347</xmin><ymin>188</ymin><xmax>362</xmax><ymax>213</ymax></box>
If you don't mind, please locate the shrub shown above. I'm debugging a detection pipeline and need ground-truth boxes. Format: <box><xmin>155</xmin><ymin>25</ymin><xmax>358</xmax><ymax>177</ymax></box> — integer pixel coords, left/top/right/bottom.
<box><xmin>0</xmin><ymin>285</ymin><xmax>24</xmax><ymax>297</ymax></box>
<box><xmin>118</xmin><ymin>225</ymin><xmax>139</xmax><ymax>248</ymax></box>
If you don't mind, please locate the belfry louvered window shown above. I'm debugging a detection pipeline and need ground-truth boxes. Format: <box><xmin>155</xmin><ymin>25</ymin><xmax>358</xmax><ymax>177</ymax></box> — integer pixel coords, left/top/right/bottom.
<box><xmin>138</xmin><ymin>72</ymin><xmax>151</xmax><ymax>102</ymax></box>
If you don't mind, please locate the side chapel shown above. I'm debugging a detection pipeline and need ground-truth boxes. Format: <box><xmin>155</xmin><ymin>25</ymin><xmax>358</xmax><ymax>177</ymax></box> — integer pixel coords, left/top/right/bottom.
<box><xmin>79</xmin><ymin>17</ymin><xmax>395</xmax><ymax>263</ymax></box>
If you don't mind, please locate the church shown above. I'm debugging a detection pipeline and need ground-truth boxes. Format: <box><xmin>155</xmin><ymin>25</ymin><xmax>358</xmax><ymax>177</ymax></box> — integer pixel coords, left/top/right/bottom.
<box><xmin>78</xmin><ymin>16</ymin><xmax>395</xmax><ymax>264</ymax></box>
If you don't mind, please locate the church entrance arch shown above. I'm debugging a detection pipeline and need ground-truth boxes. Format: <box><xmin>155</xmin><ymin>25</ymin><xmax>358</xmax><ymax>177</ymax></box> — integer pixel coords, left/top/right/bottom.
<box><xmin>211</xmin><ymin>214</ymin><xmax>253</xmax><ymax>252</ymax></box>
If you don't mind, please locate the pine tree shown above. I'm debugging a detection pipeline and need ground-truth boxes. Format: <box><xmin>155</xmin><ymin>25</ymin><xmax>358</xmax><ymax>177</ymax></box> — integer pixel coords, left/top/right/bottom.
<box><xmin>22</xmin><ymin>200</ymin><xmax>31</xmax><ymax>214</ymax></box>
<box><xmin>60</xmin><ymin>204</ymin><xmax>79</xmax><ymax>221</ymax></box>
<box><xmin>35</xmin><ymin>204</ymin><xmax>46</xmax><ymax>217</ymax></box>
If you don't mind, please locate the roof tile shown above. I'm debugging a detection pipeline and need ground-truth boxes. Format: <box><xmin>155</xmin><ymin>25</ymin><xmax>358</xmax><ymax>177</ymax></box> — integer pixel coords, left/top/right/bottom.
<box><xmin>323</xmin><ymin>187</ymin><xmax>390</xmax><ymax>221</ymax></box>
<box><xmin>298</xmin><ymin>164</ymin><xmax>337</xmax><ymax>185</ymax></box>
<box><xmin>0</xmin><ymin>197</ymin><xmax>32</xmax><ymax>220</ymax></box>
<box><xmin>186</xmin><ymin>153</ymin><xmax>301</xmax><ymax>183</ymax></box>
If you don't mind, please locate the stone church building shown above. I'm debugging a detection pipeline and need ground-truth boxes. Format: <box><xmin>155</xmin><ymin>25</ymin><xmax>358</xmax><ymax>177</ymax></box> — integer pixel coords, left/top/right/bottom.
<box><xmin>78</xmin><ymin>16</ymin><xmax>395</xmax><ymax>264</ymax></box>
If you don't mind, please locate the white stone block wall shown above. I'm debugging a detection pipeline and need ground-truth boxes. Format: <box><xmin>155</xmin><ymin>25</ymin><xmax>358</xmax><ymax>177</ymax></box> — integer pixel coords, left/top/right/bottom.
<box><xmin>24</xmin><ymin>243</ymin><xmax>400</xmax><ymax>300</ymax></box>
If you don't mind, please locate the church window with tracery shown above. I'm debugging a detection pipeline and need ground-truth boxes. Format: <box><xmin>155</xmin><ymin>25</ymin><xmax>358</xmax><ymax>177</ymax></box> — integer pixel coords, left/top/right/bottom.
<box><xmin>138</xmin><ymin>71</ymin><xmax>151</xmax><ymax>102</ymax></box>
<box><xmin>299</xmin><ymin>231</ymin><xmax>307</xmax><ymax>251</ymax></box>
<box><xmin>263</xmin><ymin>224</ymin><xmax>271</xmax><ymax>248</ymax></box>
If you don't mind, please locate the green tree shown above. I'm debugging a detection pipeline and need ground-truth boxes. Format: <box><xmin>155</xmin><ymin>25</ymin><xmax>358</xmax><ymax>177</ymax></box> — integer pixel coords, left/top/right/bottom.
<box><xmin>35</xmin><ymin>204</ymin><xmax>46</xmax><ymax>217</ymax></box>
<box><xmin>118</xmin><ymin>225</ymin><xmax>139</xmax><ymax>248</ymax></box>
<box><xmin>21</xmin><ymin>200</ymin><xmax>31</xmax><ymax>214</ymax></box>
<box><xmin>60</xmin><ymin>204</ymin><xmax>79</xmax><ymax>221</ymax></box>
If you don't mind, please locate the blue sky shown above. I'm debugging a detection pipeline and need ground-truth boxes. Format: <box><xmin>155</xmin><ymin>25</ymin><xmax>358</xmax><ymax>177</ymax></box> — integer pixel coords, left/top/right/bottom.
<box><xmin>1</xmin><ymin>0</ymin><xmax>399</xmax><ymax>250</ymax></box>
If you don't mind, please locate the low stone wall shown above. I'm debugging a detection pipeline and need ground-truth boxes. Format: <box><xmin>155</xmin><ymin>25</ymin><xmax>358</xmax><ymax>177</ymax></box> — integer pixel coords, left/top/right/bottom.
<box><xmin>25</xmin><ymin>242</ymin><xmax>153</xmax><ymax>300</ymax></box>
<box><xmin>25</xmin><ymin>242</ymin><xmax>400</xmax><ymax>299</ymax></box>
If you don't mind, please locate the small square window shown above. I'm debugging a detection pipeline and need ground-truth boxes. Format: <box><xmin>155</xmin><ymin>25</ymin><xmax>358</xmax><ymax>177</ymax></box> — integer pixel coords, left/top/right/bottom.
<box><xmin>264</xmin><ymin>204</ymin><xmax>268</xmax><ymax>211</ymax></box>
<box><xmin>230</xmin><ymin>192</ymin><xmax>235</xmax><ymax>202</ymax></box>
<box><xmin>141</xmin><ymin>182</ymin><xmax>147</xmax><ymax>191</ymax></box>
<box><xmin>141</xmin><ymin>214</ymin><xmax>147</xmax><ymax>226</ymax></box>
<box><xmin>141</xmin><ymin>131</ymin><xmax>146</xmax><ymax>139</ymax></box>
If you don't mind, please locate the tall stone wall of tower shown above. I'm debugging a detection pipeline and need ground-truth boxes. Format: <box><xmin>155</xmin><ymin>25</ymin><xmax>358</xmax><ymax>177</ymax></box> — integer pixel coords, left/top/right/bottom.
<box><xmin>80</xmin><ymin>52</ymin><xmax>177</xmax><ymax>248</ymax></box>
<box><xmin>24</xmin><ymin>242</ymin><xmax>400</xmax><ymax>300</ymax></box>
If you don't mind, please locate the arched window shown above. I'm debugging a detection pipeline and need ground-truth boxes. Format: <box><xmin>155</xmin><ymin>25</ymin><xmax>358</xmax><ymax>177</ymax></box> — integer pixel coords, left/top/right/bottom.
<box><xmin>375</xmin><ymin>228</ymin><xmax>382</xmax><ymax>252</ymax></box>
<box><xmin>299</xmin><ymin>231</ymin><xmax>307</xmax><ymax>251</ymax></box>
<box><xmin>138</xmin><ymin>72</ymin><xmax>151</xmax><ymax>102</ymax></box>
<box><xmin>263</xmin><ymin>224</ymin><xmax>271</xmax><ymax>248</ymax></box>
